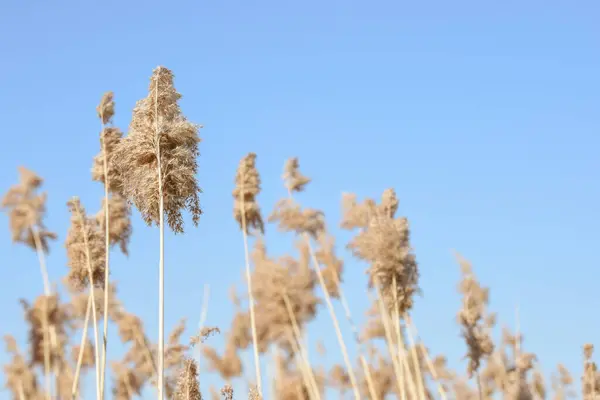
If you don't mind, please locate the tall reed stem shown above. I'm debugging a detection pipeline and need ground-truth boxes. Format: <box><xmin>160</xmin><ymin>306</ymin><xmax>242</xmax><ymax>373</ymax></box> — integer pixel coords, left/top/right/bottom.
<box><xmin>99</xmin><ymin>119</ymin><xmax>111</xmax><ymax>400</ymax></box>
<box><xmin>31</xmin><ymin>227</ymin><xmax>57</xmax><ymax>400</ymax></box>
<box><xmin>239</xmin><ymin>176</ymin><xmax>263</xmax><ymax>396</ymax></box>
<box><xmin>155</xmin><ymin>70</ymin><xmax>166</xmax><ymax>400</ymax></box>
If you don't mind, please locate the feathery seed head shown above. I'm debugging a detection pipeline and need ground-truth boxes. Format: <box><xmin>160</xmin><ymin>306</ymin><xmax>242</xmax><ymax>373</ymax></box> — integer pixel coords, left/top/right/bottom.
<box><xmin>92</xmin><ymin>127</ymin><xmax>125</xmax><ymax>193</ymax></box>
<box><xmin>65</xmin><ymin>197</ymin><xmax>106</xmax><ymax>291</ymax></box>
<box><xmin>315</xmin><ymin>234</ymin><xmax>344</xmax><ymax>298</ymax></box>
<box><xmin>114</xmin><ymin>66</ymin><xmax>202</xmax><ymax>233</ymax></box>
<box><xmin>1</xmin><ymin>167</ymin><xmax>56</xmax><ymax>252</ymax></box>
<box><xmin>456</xmin><ymin>254</ymin><xmax>495</xmax><ymax>378</ymax></box>
<box><xmin>343</xmin><ymin>189</ymin><xmax>419</xmax><ymax>314</ymax></box>
<box><xmin>97</xmin><ymin>91</ymin><xmax>115</xmax><ymax>124</ymax></box>
<box><xmin>269</xmin><ymin>199</ymin><xmax>325</xmax><ymax>239</ymax></box>
<box><xmin>250</xmin><ymin>239</ymin><xmax>319</xmax><ymax>351</ymax></box>
<box><xmin>174</xmin><ymin>357</ymin><xmax>202</xmax><ymax>400</ymax></box>
<box><xmin>96</xmin><ymin>194</ymin><xmax>132</xmax><ymax>255</ymax></box>
<box><xmin>3</xmin><ymin>335</ymin><xmax>41</xmax><ymax>399</ymax></box>
<box><xmin>22</xmin><ymin>294</ymin><xmax>69</xmax><ymax>367</ymax></box>
<box><xmin>233</xmin><ymin>152</ymin><xmax>264</xmax><ymax>234</ymax></box>
<box><xmin>283</xmin><ymin>157</ymin><xmax>311</xmax><ymax>192</ymax></box>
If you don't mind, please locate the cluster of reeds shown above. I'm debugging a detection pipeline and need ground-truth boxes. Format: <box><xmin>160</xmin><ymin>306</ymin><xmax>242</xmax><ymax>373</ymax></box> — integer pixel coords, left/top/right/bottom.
<box><xmin>1</xmin><ymin>66</ymin><xmax>595</xmax><ymax>400</ymax></box>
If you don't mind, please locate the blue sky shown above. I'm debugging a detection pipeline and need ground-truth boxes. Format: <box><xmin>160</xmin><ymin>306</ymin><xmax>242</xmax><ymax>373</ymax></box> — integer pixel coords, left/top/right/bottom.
<box><xmin>1</xmin><ymin>0</ymin><xmax>599</xmax><ymax>398</ymax></box>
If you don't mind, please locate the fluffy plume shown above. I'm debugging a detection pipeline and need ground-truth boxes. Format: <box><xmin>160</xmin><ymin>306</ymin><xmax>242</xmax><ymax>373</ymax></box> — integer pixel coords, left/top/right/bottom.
<box><xmin>315</xmin><ymin>234</ymin><xmax>344</xmax><ymax>298</ymax></box>
<box><xmin>95</xmin><ymin>194</ymin><xmax>132</xmax><ymax>255</ymax></box>
<box><xmin>92</xmin><ymin>127</ymin><xmax>125</xmax><ymax>194</ymax></box>
<box><xmin>456</xmin><ymin>254</ymin><xmax>495</xmax><ymax>378</ymax></box>
<box><xmin>174</xmin><ymin>358</ymin><xmax>202</xmax><ymax>400</ymax></box>
<box><xmin>283</xmin><ymin>158</ymin><xmax>311</xmax><ymax>192</ymax></box>
<box><xmin>250</xmin><ymin>240</ymin><xmax>319</xmax><ymax>351</ymax></box>
<box><xmin>233</xmin><ymin>152</ymin><xmax>264</xmax><ymax>234</ymax></box>
<box><xmin>269</xmin><ymin>199</ymin><xmax>325</xmax><ymax>239</ymax></box>
<box><xmin>3</xmin><ymin>335</ymin><xmax>42</xmax><ymax>399</ymax></box>
<box><xmin>342</xmin><ymin>189</ymin><xmax>419</xmax><ymax>314</ymax></box>
<box><xmin>65</xmin><ymin>198</ymin><xmax>106</xmax><ymax>291</ymax></box>
<box><xmin>21</xmin><ymin>295</ymin><xmax>69</xmax><ymax>368</ymax></box>
<box><xmin>97</xmin><ymin>91</ymin><xmax>115</xmax><ymax>124</ymax></box>
<box><xmin>1</xmin><ymin>167</ymin><xmax>56</xmax><ymax>252</ymax></box>
<box><xmin>114</xmin><ymin>66</ymin><xmax>202</xmax><ymax>233</ymax></box>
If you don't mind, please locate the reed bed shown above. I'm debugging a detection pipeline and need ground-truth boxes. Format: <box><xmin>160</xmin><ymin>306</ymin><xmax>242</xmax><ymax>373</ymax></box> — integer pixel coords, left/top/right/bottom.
<box><xmin>1</xmin><ymin>66</ymin><xmax>592</xmax><ymax>400</ymax></box>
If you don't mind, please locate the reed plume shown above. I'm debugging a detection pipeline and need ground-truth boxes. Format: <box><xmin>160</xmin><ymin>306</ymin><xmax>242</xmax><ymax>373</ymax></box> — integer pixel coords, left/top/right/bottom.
<box><xmin>456</xmin><ymin>254</ymin><xmax>495</xmax><ymax>397</ymax></box>
<box><xmin>93</xmin><ymin>91</ymin><xmax>132</xmax><ymax>399</ymax></box>
<box><xmin>3</xmin><ymin>335</ymin><xmax>42</xmax><ymax>400</ymax></box>
<box><xmin>2</xmin><ymin>167</ymin><xmax>58</xmax><ymax>398</ymax></box>
<box><xmin>114</xmin><ymin>66</ymin><xmax>202</xmax><ymax>400</ymax></box>
<box><xmin>233</xmin><ymin>152</ymin><xmax>264</xmax><ymax>396</ymax></box>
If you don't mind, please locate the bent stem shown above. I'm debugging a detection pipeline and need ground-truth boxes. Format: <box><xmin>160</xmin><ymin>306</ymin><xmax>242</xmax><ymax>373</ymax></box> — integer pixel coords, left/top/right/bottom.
<box><xmin>239</xmin><ymin>175</ymin><xmax>263</xmax><ymax>396</ymax></box>
<box><xmin>74</xmin><ymin>204</ymin><xmax>101</xmax><ymax>400</ymax></box>
<box><xmin>72</xmin><ymin>292</ymin><xmax>92</xmax><ymax>399</ymax></box>
<box><xmin>331</xmin><ymin>267</ymin><xmax>378</xmax><ymax>399</ymax></box>
<box><xmin>287</xmin><ymin>189</ymin><xmax>361</xmax><ymax>399</ymax></box>
<box><xmin>404</xmin><ymin>314</ymin><xmax>448</xmax><ymax>400</ymax></box>
<box><xmin>282</xmin><ymin>292</ymin><xmax>321</xmax><ymax>400</ymax></box>
<box><xmin>303</xmin><ymin>233</ymin><xmax>361</xmax><ymax>400</ymax></box>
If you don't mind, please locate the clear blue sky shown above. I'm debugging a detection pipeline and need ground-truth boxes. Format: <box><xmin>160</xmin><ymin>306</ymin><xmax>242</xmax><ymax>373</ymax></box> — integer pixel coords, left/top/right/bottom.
<box><xmin>1</xmin><ymin>1</ymin><xmax>599</xmax><ymax>398</ymax></box>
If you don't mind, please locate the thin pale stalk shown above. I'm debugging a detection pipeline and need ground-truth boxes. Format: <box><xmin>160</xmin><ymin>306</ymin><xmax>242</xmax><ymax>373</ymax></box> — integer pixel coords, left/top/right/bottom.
<box><xmin>266</xmin><ymin>347</ymin><xmax>274</xmax><ymax>400</ymax></box>
<box><xmin>99</xmin><ymin>125</ymin><xmax>111</xmax><ymax>400</ymax></box>
<box><xmin>304</xmin><ymin>236</ymin><xmax>360</xmax><ymax>399</ymax></box>
<box><xmin>372</xmin><ymin>285</ymin><xmax>405</xmax><ymax>399</ymax></box>
<box><xmin>74</xmin><ymin>205</ymin><xmax>101</xmax><ymax>400</ymax></box>
<box><xmin>155</xmin><ymin>68</ymin><xmax>166</xmax><ymax>400</ymax></box>
<box><xmin>360</xmin><ymin>356</ymin><xmax>379</xmax><ymax>400</ymax></box>
<box><xmin>401</xmin><ymin>318</ymin><xmax>427</xmax><ymax>400</ymax></box>
<box><xmin>404</xmin><ymin>314</ymin><xmax>448</xmax><ymax>400</ymax></box>
<box><xmin>193</xmin><ymin>283</ymin><xmax>210</xmax><ymax>388</ymax></box>
<box><xmin>271</xmin><ymin>346</ymin><xmax>280</xmax><ymax>400</ymax></box>
<box><xmin>286</xmin><ymin>189</ymin><xmax>360</xmax><ymax>399</ymax></box>
<box><xmin>286</xmin><ymin>331</ymin><xmax>319</xmax><ymax>400</ymax></box>
<box><xmin>42</xmin><ymin>297</ymin><xmax>52</xmax><ymax>400</ymax></box>
<box><xmin>32</xmin><ymin>228</ymin><xmax>51</xmax><ymax>296</ymax></box>
<box><xmin>282</xmin><ymin>292</ymin><xmax>321</xmax><ymax>400</ymax></box>
<box><xmin>17</xmin><ymin>381</ymin><xmax>26</xmax><ymax>400</ymax></box>
<box><xmin>72</xmin><ymin>292</ymin><xmax>92</xmax><ymax>399</ymax></box>
<box><xmin>136</xmin><ymin>332</ymin><xmax>159</xmax><ymax>376</ymax></box>
<box><xmin>31</xmin><ymin>227</ymin><xmax>55</xmax><ymax>400</ymax></box>
<box><xmin>239</xmin><ymin>176</ymin><xmax>263</xmax><ymax>396</ymax></box>
<box><xmin>332</xmin><ymin>268</ymin><xmax>377</xmax><ymax>398</ymax></box>
<box><xmin>296</xmin><ymin>231</ymin><xmax>359</xmax><ymax>398</ymax></box>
